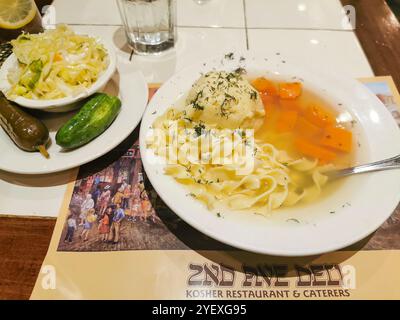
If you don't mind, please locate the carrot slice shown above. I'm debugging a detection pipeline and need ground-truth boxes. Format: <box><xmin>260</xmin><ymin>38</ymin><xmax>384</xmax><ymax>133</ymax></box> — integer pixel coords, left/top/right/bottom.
<box><xmin>252</xmin><ymin>77</ymin><xmax>278</xmax><ymax>96</ymax></box>
<box><xmin>276</xmin><ymin>110</ymin><xmax>298</xmax><ymax>133</ymax></box>
<box><xmin>279</xmin><ymin>82</ymin><xmax>302</xmax><ymax>99</ymax></box>
<box><xmin>260</xmin><ymin>93</ymin><xmax>275</xmax><ymax>106</ymax></box>
<box><xmin>260</xmin><ymin>94</ymin><xmax>277</xmax><ymax>115</ymax></box>
<box><xmin>304</xmin><ymin>104</ymin><xmax>335</xmax><ymax>128</ymax></box>
<box><xmin>295</xmin><ymin>116</ymin><xmax>321</xmax><ymax>138</ymax></box>
<box><xmin>54</xmin><ymin>52</ymin><xmax>63</xmax><ymax>62</ymax></box>
<box><xmin>279</xmin><ymin>99</ymin><xmax>301</xmax><ymax>111</ymax></box>
<box><xmin>295</xmin><ymin>137</ymin><xmax>336</xmax><ymax>162</ymax></box>
<box><xmin>320</xmin><ymin>125</ymin><xmax>352</xmax><ymax>153</ymax></box>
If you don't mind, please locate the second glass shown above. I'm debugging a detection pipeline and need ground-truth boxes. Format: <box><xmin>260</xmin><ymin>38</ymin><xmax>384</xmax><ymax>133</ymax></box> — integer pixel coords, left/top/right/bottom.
<box><xmin>117</xmin><ymin>0</ymin><xmax>177</xmax><ymax>55</ymax></box>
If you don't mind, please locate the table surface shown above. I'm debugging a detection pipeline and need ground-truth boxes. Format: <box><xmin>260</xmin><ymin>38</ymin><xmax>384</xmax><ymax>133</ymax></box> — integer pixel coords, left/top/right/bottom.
<box><xmin>1</xmin><ymin>0</ymin><xmax>399</xmax><ymax>299</ymax></box>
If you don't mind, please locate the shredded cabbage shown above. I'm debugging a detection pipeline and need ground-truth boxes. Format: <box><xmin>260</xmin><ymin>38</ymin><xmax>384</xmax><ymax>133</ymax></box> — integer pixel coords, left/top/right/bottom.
<box><xmin>7</xmin><ymin>24</ymin><xmax>109</xmax><ymax>100</ymax></box>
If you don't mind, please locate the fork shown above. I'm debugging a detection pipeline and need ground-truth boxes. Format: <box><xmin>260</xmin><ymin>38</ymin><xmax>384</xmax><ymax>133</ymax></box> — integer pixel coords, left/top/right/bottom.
<box><xmin>324</xmin><ymin>154</ymin><xmax>400</xmax><ymax>180</ymax></box>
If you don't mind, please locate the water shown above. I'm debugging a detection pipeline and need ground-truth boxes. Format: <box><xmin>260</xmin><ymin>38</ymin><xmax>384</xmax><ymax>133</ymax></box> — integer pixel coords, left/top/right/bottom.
<box><xmin>117</xmin><ymin>0</ymin><xmax>177</xmax><ymax>55</ymax></box>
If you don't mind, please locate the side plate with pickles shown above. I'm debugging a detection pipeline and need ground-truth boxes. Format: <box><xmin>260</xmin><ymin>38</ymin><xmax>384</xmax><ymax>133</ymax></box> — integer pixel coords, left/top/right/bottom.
<box><xmin>0</xmin><ymin>26</ymin><xmax>148</xmax><ymax>174</ymax></box>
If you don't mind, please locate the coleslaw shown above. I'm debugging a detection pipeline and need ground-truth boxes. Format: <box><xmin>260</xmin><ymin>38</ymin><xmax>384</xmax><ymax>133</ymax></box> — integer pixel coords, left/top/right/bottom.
<box><xmin>6</xmin><ymin>24</ymin><xmax>109</xmax><ymax>100</ymax></box>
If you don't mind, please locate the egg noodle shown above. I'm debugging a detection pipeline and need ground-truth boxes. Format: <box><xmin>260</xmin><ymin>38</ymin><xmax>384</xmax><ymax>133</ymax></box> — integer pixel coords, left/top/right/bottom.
<box><xmin>147</xmin><ymin>71</ymin><xmax>331</xmax><ymax>214</ymax></box>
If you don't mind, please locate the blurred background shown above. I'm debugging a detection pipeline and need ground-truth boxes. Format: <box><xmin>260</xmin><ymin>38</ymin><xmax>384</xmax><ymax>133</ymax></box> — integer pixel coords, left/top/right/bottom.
<box><xmin>34</xmin><ymin>0</ymin><xmax>400</xmax><ymax>19</ymax></box>
<box><xmin>388</xmin><ymin>0</ymin><xmax>400</xmax><ymax>16</ymax></box>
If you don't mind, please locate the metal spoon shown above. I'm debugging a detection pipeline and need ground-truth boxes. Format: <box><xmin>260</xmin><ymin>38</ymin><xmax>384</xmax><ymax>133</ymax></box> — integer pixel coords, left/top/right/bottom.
<box><xmin>324</xmin><ymin>154</ymin><xmax>400</xmax><ymax>180</ymax></box>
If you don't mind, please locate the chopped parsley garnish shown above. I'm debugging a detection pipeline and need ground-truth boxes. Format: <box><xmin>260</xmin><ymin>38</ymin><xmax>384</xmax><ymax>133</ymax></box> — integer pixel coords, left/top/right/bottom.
<box><xmin>235</xmin><ymin>129</ymin><xmax>245</xmax><ymax>139</ymax></box>
<box><xmin>249</xmin><ymin>90</ymin><xmax>258</xmax><ymax>100</ymax></box>
<box><xmin>225</xmin><ymin>93</ymin><xmax>236</xmax><ymax>101</ymax></box>
<box><xmin>220</xmin><ymin>93</ymin><xmax>236</xmax><ymax>118</ymax></box>
<box><xmin>194</xmin><ymin>123</ymin><xmax>206</xmax><ymax>137</ymax></box>
<box><xmin>191</xmin><ymin>90</ymin><xmax>204</xmax><ymax>110</ymax></box>
<box><xmin>224</xmin><ymin>52</ymin><xmax>234</xmax><ymax>60</ymax></box>
<box><xmin>217</xmin><ymin>80</ymin><xmax>224</xmax><ymax>89</ymax></box>
<box><xmin>234</xmin><ymin>67</ymin><xmax>246</xmax><ymax>75</ymax></box>
<box><xmin>226</xmin><ymin>72</ymin><xmax>237</xmax><ymax>82</ymax></box>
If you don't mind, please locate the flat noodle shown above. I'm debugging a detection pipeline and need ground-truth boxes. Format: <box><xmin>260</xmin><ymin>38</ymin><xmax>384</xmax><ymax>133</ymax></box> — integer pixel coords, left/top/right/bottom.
<box><xmin>284</xmin><ymin>189</ymin><xmax>306</xmax><ymax>206</ymax></box>
<box><xmin>288</xmin><ymin>158</ymin><xmax>318</xmax><ymax>171</ymax></box>
<box><xmin>147</xmin><ymin>74</ymin><xmax>331</xmax><ymax>213</ymax></box>
<box><xmin>312</xmin><ymin>169</ymin><xmax>329</xmax><ymax>191</ymax></box>
<box><xmin>268</xmin><ymin>188</ymin><xmax>289</xmax><ymax>211</ymax></box>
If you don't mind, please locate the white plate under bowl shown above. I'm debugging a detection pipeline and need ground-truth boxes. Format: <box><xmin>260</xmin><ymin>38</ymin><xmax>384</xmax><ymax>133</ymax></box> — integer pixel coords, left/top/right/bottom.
<box><xmin>0</xmin><ymin>58</ymin><xmax>148</xmax><ymax>174</ymax></box>
<box><xmin>0</xmin><ymin>37</ymin><xmax>116</xmax><ymax>112</ymax></box>
<box><xmin>140</xmin><ymin>52</ymin><xmax>400</xmax><ymax>256</ymax></box>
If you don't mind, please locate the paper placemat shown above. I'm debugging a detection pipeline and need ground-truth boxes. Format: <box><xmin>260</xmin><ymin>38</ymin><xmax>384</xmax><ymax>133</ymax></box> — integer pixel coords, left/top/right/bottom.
<box><xmin>31</xmin><ymin>77</ymin><xmax>400</xmax><ymax>299</ymax></box>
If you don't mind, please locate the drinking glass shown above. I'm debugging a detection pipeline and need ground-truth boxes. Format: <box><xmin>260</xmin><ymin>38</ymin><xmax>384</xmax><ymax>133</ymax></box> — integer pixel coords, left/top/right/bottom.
<box><xmin>0</xmin><ymin>1</ymin><xmax>43</xmax><ymax>43</ymax></box>
<box><xmin>116</xmin><ymin>0</ymin><xmax>177</xmax><ymax>55</ymax></box>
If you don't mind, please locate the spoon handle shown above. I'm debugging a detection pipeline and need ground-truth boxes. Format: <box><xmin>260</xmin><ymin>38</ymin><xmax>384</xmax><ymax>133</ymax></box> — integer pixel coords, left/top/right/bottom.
<box><xmin>326</xmin><ymin>154</ymin><xmax>400</xmax><ymax>179</ymax></box>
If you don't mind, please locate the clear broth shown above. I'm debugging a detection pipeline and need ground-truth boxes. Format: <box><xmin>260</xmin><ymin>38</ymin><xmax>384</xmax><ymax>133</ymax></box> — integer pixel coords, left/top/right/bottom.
<box><xmin>253</xmin><ymin>79</ymin><xmax>355</xmax><ymax>192</ymax></box>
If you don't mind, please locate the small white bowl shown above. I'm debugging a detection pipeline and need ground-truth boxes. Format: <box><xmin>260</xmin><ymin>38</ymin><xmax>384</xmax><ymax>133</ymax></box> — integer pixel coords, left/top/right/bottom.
<box><xmin>0</xmin><ymin>37</ymin><xmax>116</xmax><ymax>112</ymax></box>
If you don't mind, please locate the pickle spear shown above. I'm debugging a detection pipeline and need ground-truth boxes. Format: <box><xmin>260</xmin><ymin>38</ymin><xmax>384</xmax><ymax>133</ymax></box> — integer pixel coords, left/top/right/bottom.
<box><xmin>0</xmin><ymin>92</ymin><xmax>50</xmax><ymax>158</ymax></box>
<box><xmin>56</xmin><ymin>93</ymin><xmax>121</xmax><ymax>149</ymax></box>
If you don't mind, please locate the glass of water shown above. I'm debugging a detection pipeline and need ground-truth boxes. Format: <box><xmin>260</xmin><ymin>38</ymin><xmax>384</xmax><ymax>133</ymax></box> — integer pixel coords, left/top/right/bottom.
<box><xmin>117</xmin><ymin>0</ymin><xmax>177</xmax><ymax>55</ymax></box>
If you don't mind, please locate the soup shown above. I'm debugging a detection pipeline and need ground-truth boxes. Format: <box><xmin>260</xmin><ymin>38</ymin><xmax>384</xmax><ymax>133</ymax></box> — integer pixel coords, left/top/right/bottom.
<box><xmin>148</xmin><ymin>71</ymin><xmax>355</xmax><ymax>213</ymax></box>
<box><xmin>251</xmin><ymin>77</ymin><xmax>355</xmax><ymax>190</ymax></box>
<box><xmin>251</xmin><ymin>77</ymin><xmax>354</xmax><ymax>164</ymax></box>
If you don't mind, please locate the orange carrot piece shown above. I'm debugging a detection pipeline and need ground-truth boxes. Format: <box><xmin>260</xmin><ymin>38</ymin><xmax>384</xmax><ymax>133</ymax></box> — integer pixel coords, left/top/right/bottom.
<box><xmin>279</xmin><ymin>82</ymin><xmax>302</xmax><ymax>99</ymax></box>
<box><xmin>54</xmin><ymin>52</ymin><xmax>63</xmax><ymax>62</ymax></box>
<box><xmin>295</xmin><ymin>137</ymin><xmax>336</xmax><ymax>162</ymax></box>
<box><xmin>252</xmin><ymin>77</ymin><xmax>278</xmax><ymax>96</ymax></box>
<box><xmin>304</xmin><ymin>104</ymin><xmax>335</xmax><ymax>128</ymax></box>
<box><xmin>320</xmin><ymin>125</ymin><xmax>352</xmax><ymax>153</ymax></box>
<box><xmin>260</xmin><ymin>93</ymin><xmax>275</xmax><ymax>106</ymax></box>
<box><xmin>260</xmin><ymin>94</ymin><xmax>277</xmax><ymax>114</ymax></box>
<box><xmin>280</xmin><ymin>99</ymin><xmax>301</xmax><ymax>111</ymax></box>
<box><xmin>295</xmin><ymin>116</ymin><xmax>321</xmax><ymax>138</ymax></box>
<box><xmin>276</xmin><ymin>110</ymin><xmax>298</xmax><ymax>133</ymax></box>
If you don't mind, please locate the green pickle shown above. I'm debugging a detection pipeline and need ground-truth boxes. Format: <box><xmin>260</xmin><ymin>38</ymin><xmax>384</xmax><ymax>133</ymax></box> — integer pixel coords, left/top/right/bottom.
<box><xmin>0</xmin><ymin>92</ymin><xmax>49</xmax><ymax>158</ymax></box>
<box><xmin>56</xmin><ymin>93</ymin><xmax>121</xmax><ymax>149</ymax></box>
